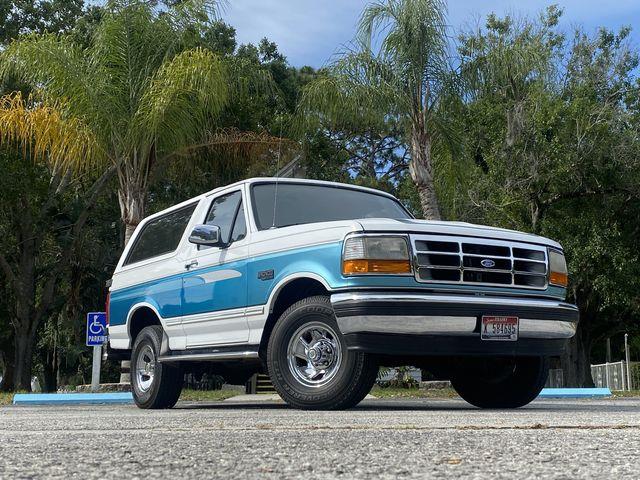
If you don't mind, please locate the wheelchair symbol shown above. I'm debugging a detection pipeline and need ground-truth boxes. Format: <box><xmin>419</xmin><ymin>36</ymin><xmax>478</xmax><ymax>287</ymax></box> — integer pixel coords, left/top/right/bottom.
<box><xmin>88</xmin><ymin>315</ymin><xmax>104</xmax><ymax>335</ymax></box>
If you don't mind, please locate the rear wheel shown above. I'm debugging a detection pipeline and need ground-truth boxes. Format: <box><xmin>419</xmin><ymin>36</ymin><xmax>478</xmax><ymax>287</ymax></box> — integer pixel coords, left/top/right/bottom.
<box><xmin>131</xmin><ymin>326</ymin><xmax>183</xmax><ymax>409</ymax></box>
<box><xmin>267</xmin><ymin>296</ymin><xmax>378</xmax><ymax>410</ymax></box>
<box><xmin>451</xmin><ymin>356</ymin><xmax>549</xmax><ymax>408</ymax></box>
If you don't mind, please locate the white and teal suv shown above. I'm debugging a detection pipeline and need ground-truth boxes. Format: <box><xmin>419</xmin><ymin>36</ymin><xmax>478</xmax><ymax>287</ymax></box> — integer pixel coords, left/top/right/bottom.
<box><xmin>106</xmin><ymin>178</ymin><xmax>578</xmax><ymax>410</ymax></box>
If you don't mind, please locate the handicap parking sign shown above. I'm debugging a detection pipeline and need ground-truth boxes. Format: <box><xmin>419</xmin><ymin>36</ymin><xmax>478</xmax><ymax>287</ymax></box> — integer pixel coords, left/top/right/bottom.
<box><xmin>86</xmin><ymin>312</ymin><xmax>108</xmax><ymax>346</ymax></box>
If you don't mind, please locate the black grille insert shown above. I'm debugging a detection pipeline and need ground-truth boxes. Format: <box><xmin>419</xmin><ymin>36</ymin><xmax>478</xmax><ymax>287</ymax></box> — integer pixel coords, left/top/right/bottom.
<box><xmin>515</xmin><ymin>274</ymin><xmax>546</xmax><ymax>288</ymax></box>
<box><xmin>417</xmin><ymin>253</ymin><xmax>461</xmax><ymax>267</ymax></box>
<box><xmin>462</xmin><ymin>243</ymin><xmax>510</xmax><ymax>257</ymax></box>
<box><xmin>415</xmin><ymin>240</ymin><xmax>459</xmax><ymax>253</ymax></box>
<box><xmin>419</xmin><ymin>268</ymin><xmax>461</xmax><ymax>282</ymax></box>
<box><xmin>513</xmin><ymin>248</ymin><xmax>545</xmax><ymax>261</ymax></box>
<box><xmin>514</xmin><ymin>260</ymin><xmax>546</xmax><ymax>274</ymax></box>
<box><xmin>463</xmin><ymin>270</ymin><xmax>512</xmax><ymax>285</ymax></box>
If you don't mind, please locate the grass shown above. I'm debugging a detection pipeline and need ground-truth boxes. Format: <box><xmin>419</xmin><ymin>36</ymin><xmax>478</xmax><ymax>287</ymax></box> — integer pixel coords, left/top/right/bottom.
<box><xmin>610</xmin><ymin>390</ymin><xmax>640</xmax><ymax>398</ymax></box>
<box><xmin>177</xmin><ymin>386</ymin><xmax>460</xmax><ymax>402</ymax></box>
<box><xmin>178</xmin><ymin>386</ymin><xmax>460</xmax><ymax>402</ymax></box>
<box><xmin>0</xmin><ymin>391</ymin><xmax>20</xmax><ymax>406</ymax></box>
<box><xmin>179</xmin><ymin>388</ymin><xmax>241</xmax><ymax>402</ymax></box>
<box><xmin>371</xmin><ymin>385</ymin><xmax>459</xmax><ymax>399</ymax></box>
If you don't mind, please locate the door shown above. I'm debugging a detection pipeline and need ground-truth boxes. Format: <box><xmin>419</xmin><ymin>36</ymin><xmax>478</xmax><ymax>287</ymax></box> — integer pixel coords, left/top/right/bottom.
<box><xmin>181</xmin><ymin>189</ymin><xmax>250</xmax><ymax>347</ymax></box>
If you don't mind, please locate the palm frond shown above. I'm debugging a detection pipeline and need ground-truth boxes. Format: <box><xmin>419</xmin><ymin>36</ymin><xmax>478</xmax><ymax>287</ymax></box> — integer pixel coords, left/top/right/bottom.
<box><xmin>133</xmin><ymin>47</ymin><xmax>229</xmax><ymax>155</ymax></box>
<box><xmin>0</xmin><ymin>34</ymin><xmax>96</xmax><ymax>116</ymax></box>
<box><xmin>0</xmin><ymin>92</ymin><xmax>104</xmax><ymax>171</ymax></box>
<box><xmin>163</xmin><ymin>128</ymin><xmax>294</xmax><ymax>162</ymax></box>
<box><xmin>296</xmin><ymin>50</ymin><xmax>403</xmax><ymax>135</ymax></box>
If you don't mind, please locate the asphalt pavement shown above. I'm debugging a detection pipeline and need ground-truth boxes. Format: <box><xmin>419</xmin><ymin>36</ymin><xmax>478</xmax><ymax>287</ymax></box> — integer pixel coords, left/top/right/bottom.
<box><xmin>1</xmin><ymin>397</ymin><xmax>639</xmax><ymax>479</ymax></box>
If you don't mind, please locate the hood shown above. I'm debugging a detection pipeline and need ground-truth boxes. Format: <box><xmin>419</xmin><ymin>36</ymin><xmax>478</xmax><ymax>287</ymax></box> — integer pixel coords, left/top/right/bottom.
<box><xmin>354</xmin><ymin>218</ymin><xmax>562</xmax><ymax>250</ymax></box>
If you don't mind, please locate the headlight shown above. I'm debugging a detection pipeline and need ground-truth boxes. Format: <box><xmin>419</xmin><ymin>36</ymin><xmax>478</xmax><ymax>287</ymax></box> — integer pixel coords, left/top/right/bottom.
<box><xmin>342</xmin><ymin>235</ymin><xmax>411</xmax><ymax>275</ymax></box>
<box><xmin>548</xmin><ymin>249</ymin><xmax>568</xmax><ymax>287</ymax></box>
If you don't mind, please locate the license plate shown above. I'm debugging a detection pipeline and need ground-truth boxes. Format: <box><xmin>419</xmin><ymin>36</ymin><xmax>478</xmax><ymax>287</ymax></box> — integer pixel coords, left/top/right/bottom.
<box><xmin>481</xmin><ymin>316</ymin><xmax>519</xmax><ymax>341</ymax></box>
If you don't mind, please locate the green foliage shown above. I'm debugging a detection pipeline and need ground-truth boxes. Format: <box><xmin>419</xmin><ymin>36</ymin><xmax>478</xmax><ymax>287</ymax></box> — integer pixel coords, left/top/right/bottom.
<box><xmin>451</xmin><ymin>8</ymin><xmax>640</xmax><ymax>383</ymax></box>
<box><xmin>298</xmin><ymin>0</ymin><xmax>460</xmax><ymax>219</ymax></box>
<box><xmin>0</xmin><ymin>0</ymin><xmax>308</xmax><ymax>390</ymax></box>
<box><xmin>0</xmin><ymin>0</ymin><xmax>84</xmax><ymax>44</ymax></box>
<box><xmin>0</xmin><ymin>0</ymin><xmax>282</xmax><ymax>243</ymax></box>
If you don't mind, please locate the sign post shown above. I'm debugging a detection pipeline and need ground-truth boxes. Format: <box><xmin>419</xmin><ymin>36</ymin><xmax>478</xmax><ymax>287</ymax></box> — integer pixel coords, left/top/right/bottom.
<box><xmin>625</xmin><ymin>333</ymin><xmax>631</xmax><ymax>391</ymax></box>
<box><xmin>86</xmin><ymin>312</ymin><xmax>108</xmax><ymax>392</ymax></box>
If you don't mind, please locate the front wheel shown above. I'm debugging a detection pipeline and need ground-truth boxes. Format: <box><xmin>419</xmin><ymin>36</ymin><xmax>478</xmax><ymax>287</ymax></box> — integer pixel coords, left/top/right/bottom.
<box><xmin>267</xmin><ymin>296</ymin><xmax>378</xmax><ymax>410</ymax></box>
<box><xmin>451</xmin><ymin>356</ymin><xmax>549</xmax><ymax>409</ymax></box>
<box><xmin>131</xmin><ymin>325</ymin><xmax>183</xmax><ymax>409</ymax></box>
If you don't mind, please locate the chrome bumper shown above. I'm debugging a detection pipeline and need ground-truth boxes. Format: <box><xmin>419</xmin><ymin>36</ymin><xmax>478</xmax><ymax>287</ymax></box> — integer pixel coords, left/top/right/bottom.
<box><xmin>330</xmin><ymin>292</ymin><xmax>578</xmax><ymax>340</ymax></box>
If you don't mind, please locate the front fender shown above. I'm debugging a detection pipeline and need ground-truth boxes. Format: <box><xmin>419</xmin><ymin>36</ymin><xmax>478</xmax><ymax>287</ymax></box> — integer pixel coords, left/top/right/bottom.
<box><xmin>247</xmin><ymin>242</ymin><xmax>347</xmax><ymax>308</ymax></box>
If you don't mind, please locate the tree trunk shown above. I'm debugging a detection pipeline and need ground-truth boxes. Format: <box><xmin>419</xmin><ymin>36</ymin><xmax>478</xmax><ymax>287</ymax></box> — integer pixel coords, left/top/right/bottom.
<box><xmin>560</xmin><ymin>321</ymin><xmax>594</xmax><ymax>387</ymax></box>
<box><xmin>13</xmin><ymin>329</ymin><xmax>35</xmax><ymax>391</ymax></box>
<box><xmin>118</xmin><ymin>177</ymin><xmax>146</xmax><ymax>245</ymax></box>
<box><xmin>409</xmin><ymin>126</ymin><xmax>441</xmax><ymax>220</ymax></box>
<box><xmin>0</xmin><ymin>351</ymin><xmax>15</xmax><ymax>392</ymax></box>
<box><xmin>42</xmin><ymin>345</ymin><xmax>57</xmax><ymax>393</ymax></box>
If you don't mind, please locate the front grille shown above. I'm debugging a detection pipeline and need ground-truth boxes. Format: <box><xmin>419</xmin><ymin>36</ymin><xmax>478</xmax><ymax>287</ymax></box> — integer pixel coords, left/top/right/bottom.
<box><xmin>412</xmin><ymin>235</ymin><xmax>548</xmax><ymax>289</ymax></box>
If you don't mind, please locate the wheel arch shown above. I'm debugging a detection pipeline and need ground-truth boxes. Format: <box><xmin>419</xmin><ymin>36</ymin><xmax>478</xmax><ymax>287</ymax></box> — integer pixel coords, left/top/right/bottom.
<box><xmin>127</xmin><ymin>303</ymin><xmax>164</xmax><ymax>347</ymax></box>
<box><xmin>259</xmin><ymin>274</ymin><xmax>332</xmax><ymax>356</ymax></box>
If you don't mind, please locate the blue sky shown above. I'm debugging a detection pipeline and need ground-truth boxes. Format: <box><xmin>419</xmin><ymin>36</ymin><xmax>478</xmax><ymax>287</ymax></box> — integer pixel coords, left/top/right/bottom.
<box><xmin>223</xmin><ymin>0</ymin><xmax>640</xmax><ymax>67</ymax></box>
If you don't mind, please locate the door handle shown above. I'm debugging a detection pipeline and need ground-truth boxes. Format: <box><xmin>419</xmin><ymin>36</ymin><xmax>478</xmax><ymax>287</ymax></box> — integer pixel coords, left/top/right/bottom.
<box><xmin>185</xmin><ymin>260</ymin><xmax>199</xmax><ymax>270</ymax></box>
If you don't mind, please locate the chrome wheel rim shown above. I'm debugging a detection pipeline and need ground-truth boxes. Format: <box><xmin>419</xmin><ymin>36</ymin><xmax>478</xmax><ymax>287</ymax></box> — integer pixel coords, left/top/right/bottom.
<box><xmin>135</xmin><ymin>344</ymin><xmax>156</xmax><ymax>392</ymax></box>
<box><xmin>287</xmin><ymin>322</ymin><xmax>343</xmax><ymax>388</ymax></box>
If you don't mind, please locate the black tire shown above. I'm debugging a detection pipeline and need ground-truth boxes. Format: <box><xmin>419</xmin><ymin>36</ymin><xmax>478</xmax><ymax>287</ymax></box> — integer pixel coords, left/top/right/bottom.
<box><xmin>131</xmin><ymin>325</ymin><xmax>183</xmax><ymax>409</ymax></box>
<box><xmin>267</xmin><ymin>296</ymin><xmax>378</xmax><ymax>410</ymax></box>
<box><xmin>451</xmin><ymin>356</ymin><xmax>549</xmax><ymax>409</ymax></box>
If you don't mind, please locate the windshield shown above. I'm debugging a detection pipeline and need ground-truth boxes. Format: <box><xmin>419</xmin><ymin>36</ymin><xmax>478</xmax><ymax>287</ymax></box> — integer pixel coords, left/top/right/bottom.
<box><xmin>251</xmin><ymin>183</ymin><xmax>411</xmax><ymax>230</ymax></box>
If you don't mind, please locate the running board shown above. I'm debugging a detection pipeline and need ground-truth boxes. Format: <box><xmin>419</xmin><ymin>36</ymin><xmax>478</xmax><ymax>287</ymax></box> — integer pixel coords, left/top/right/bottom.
<box><xmin>158</xmin><ymin>345</ymin><xmax>260</xmax><ymax>363</ymax></box>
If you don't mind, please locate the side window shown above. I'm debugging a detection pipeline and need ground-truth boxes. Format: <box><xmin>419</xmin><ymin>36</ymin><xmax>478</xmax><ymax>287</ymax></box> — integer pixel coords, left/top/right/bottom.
<box><xmin>205</xmin><ymin>191</ymin><xmax>243</xmax><ymax>245</ymax></box>
<box><xmin>125</xmin><ymin>203</ymin><xmax>197</xmax><ymax>265</ymax></box>
<box><xmin>231</xmin><ymin>201</ymin><xmax>246</xmax><ymax>242</ymax></box>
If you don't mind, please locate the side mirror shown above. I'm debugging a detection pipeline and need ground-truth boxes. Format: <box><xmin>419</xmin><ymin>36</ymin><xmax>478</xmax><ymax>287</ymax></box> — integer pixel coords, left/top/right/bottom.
<box><xmin>188</xmin><ymin>224</ymin><xmax>222</xmax><ymax>247</ymax></box>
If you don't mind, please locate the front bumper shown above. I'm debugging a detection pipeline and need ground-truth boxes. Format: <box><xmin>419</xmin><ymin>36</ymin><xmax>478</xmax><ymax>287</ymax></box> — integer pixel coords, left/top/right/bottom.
<box><xmin>331</xmin><ymin>292</ymin><xmax>579</xmax><ymax>357</ymax></box>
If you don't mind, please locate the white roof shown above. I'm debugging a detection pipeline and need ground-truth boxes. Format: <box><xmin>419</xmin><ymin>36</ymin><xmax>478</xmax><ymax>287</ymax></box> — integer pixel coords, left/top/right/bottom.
<box><xmin>205</xmin><ymin>177</ymin><xmax>398</xmax><ymax>199</ymax></box>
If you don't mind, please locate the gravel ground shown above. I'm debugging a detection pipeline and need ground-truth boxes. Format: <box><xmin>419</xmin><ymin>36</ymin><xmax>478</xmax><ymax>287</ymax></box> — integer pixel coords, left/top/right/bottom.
<box><xmin>1</xmin><ymin>397</ymin><xmax>639</xmax><ymax>479</ymax></box>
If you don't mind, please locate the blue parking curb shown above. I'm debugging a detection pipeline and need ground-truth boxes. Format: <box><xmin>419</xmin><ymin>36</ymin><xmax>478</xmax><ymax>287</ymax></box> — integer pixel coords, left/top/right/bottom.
<box><xmin>538</xmin><ymin>388</ymin><xmax>611</xmax><ymax>398</ymax></box>
<box><xmin>13</xmin><ymin>392</ymin><xmax>134</xmax><ymax>405</ymax></box>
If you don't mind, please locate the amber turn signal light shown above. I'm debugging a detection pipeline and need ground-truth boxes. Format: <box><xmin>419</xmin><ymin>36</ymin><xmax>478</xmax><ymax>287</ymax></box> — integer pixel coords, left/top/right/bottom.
<box><xmin>549</xmin><ymin>271</ymin><xmax>568</xmax><ymax>287</ymax></box>
<box><xmin>342</xmin><ymin>259</ymin><xmax>411</xmax><ymax>275</ymax></box>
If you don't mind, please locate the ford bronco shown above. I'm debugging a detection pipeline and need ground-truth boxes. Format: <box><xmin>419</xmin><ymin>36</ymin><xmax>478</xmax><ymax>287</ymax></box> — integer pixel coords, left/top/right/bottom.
<box><xmin>106</xmin><ymin>178</ymin><xmax>578</xmax><ymax>410</ymax></box>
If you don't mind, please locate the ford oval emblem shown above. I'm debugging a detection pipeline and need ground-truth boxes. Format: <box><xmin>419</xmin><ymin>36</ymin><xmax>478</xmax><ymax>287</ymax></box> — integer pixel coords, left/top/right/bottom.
<box><xmin>481</xmin><ymin>259</ymin><xmax>496</xmax><ymax>268</ymax></box>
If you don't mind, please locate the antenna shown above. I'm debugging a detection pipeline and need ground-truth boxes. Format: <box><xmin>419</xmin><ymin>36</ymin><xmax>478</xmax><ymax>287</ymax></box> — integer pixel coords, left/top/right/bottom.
<box><xmin>270</xmin><ymin>115</ymin><xmax>283</xmax><ymax>229</ymax></box>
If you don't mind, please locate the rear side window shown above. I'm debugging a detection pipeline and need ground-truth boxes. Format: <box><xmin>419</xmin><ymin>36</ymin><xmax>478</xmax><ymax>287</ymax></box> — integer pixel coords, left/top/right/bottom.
<box><xmin>125</xmin><ymin>203</ymin><xmax>197</xmax><ymax>265</ymax></box>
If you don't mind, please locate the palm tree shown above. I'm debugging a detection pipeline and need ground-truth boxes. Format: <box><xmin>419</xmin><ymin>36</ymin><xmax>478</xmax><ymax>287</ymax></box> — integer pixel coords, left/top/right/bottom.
<box><xmin>298</xmin><ymin>0</ymin><xmax>455</xmax><ymax>220</ymax></box>
<box><xmin>0</xmin><ymin>92</ymin><xmax>113</xmax><ymax>390</ymax></box>
<box><xmin>1</xmin><ymin>0</ymin><xmax>281</xmax><ymax>385</ymax></box>
<box><xmin>1</xmin><ymin>0</ymin><xmax>274</xmax><ymax>243</ymax></box>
